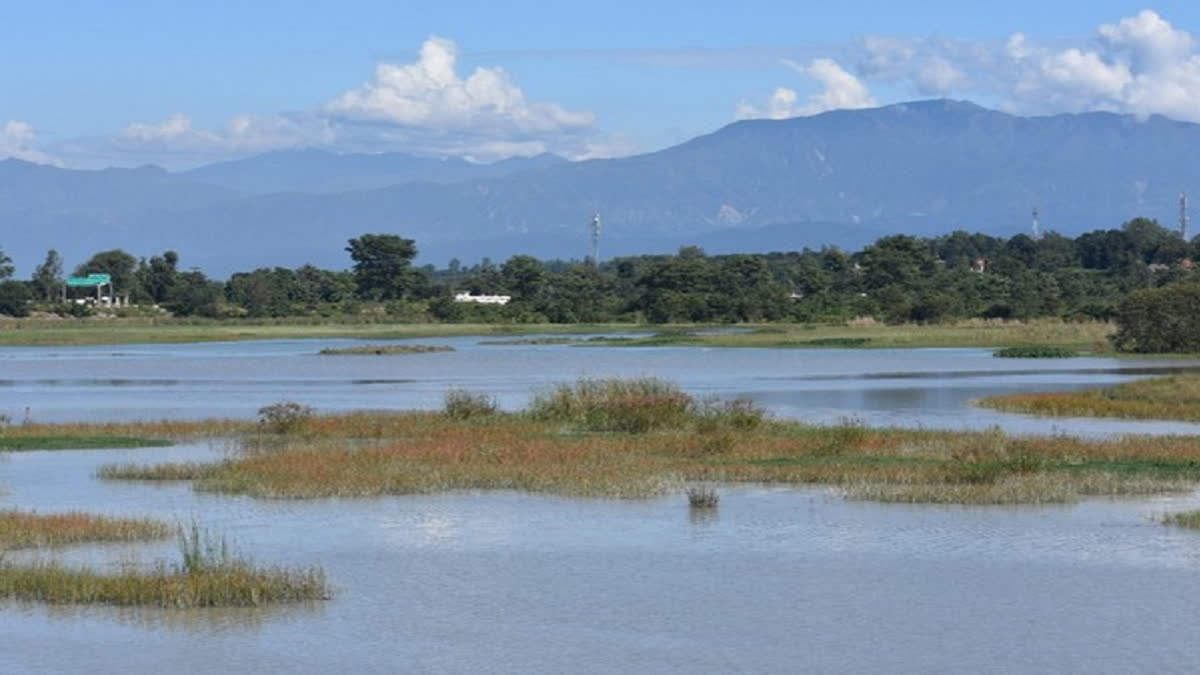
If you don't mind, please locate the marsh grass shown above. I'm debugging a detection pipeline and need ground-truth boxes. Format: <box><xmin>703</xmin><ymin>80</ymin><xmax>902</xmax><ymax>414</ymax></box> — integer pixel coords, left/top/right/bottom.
<box><xmin>527</xmin><ymin>377</ymin><xmax>693</xmax><ymax>432</ymax></box>
<box><xmin>97</xmin><ymin>462</ymin><xmax>223</xmax><ymax>481</ymax></box>
<box><xmin>687</xmin><ymin>486</ymin><xmax>719</xmax><ymax>508</ymax></box>
<box><xmin>0</xmin><ymin>522</ymin><xmax>329</xmax><ymax>608</ymax></box>
<box><xmin>442</xmin><ymin>389</ymin><xmax>499</xmax><ymax>420</ymax></box>
<box><xmin>0</xmin><ymin>510</ymin><xmax>170</xmax><ymax>549</ymax></box>
<box><xmin>994</xmin><ymin>345</ymin><xmax>1078</xmax><ymax>358</ymax></box>
<box><xmin>318</xmin><ymin>344</ymin><xmax>454</xmax><ymax>355</ymax></box>
<box><xmin>0</xmin><ymin>436</ymin><xmax>173</xmax><ymax>451</ymax></box>
<box><xmin>977</xmin><ymin>374</ymin><xmax>1200</xmax><ymax>422</ymax></box>
<box><xmin>15</xmin><ymin>378</ymin><xmax>1200</xmax><ymax>505</ymax></box>
<box><xmin>1162</xmin><ymin>510</ymin><xmax>1200</xmax><ymax>529</ymax></box>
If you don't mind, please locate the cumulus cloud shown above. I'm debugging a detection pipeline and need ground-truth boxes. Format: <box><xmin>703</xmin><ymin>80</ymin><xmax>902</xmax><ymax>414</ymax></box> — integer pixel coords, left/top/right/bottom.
<box><xmin>80</xmin><ymin>36</ymin><xmax>611</xmax><ymax>167</ymax></box>
<box><xmin>736</xmin><ymin>59</ymin><xmax>875</xmax><ymax>119</ymax></box>
<box><xmin>325</xmin><ymin>36</ymin><xmax>593</xmax><ymax>135</ymax></box>
<box><xmin>0</xmin><ymin>121</ymin><xmax>57</xmax><ymax>165</ymax></box>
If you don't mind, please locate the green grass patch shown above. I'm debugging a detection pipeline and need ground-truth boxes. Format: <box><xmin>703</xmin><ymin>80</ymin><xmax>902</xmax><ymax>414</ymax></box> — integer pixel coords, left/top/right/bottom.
<box><xmin>0</xmin><ymin>436</ymin><xmax>172</xmax><ymax>451</ymax></box>
<box><xmin>1163</xmin><ymin>510</ymin><xmax>1200</xmax><ymax>529</ymax></box>
<box><xmin>994</xmin><ymin>345</ymin><xmax>1078</xmax><ymax>358</ymax></box>
<box><xmin>318</xmin><ymin>344</ymin><xmax>454</xmax><ymax>355</ymax></box>
<box><xmin>977</xmin><ymin>374</ymin><xmax>1200</xmax><ymax>422</ymax></box>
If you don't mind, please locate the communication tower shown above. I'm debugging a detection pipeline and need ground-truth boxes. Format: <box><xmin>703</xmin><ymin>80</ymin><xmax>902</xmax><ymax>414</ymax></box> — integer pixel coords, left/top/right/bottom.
<box><xmin>589</xmin><ymin>213</ymin><xmax>601</xmax><ymax>264</ymax></box>
<box><xmin>1181</xmin><ymin>193</ymin><xmax>1190</xmax><ymax>240</ymax></box>
<box><xmin>1031</xmin><ymin>207</ymin><xmax>1041</xmax><ymax>241</ymax></box>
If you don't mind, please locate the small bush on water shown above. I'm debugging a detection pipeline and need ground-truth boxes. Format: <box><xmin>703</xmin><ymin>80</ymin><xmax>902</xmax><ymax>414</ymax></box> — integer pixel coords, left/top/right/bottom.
<box><xmin>257</xmin><ymin>401</ymin><xmax>315</xmax><ymax>434</ymax></box>
<box><xmin>1162</xmin><ymin>510</ymin><xmax>1200</xmax><ymax>529</ymax></box>
<box><xmin>687</xmin><ymin>486</ymin><xmax>719</xmax><ymax>508</ymax></box>
<box><xmin>443</xmin><ymin>389</ymin><xmax>498</xmax><ymax>420</ymax></box>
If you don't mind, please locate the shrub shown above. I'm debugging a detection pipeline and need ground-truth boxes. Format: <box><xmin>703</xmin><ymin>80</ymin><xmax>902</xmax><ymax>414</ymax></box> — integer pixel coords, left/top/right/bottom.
<box><xmin>695</xmin><ymin>397</ymin><xmax>766</xmax><ymax>432</ymax></box>
<box><xmin>686</xmin><ymin>486</ymin><xmax>719</xmax><ymax>508</ymax></box>
<box><xmin>527</xmin><ymin>378</ymin><xmax>694</xmax><ymax>433</ymax></box>
<box><xmin>1112</xmin><ymin>282</ymin><xmax>1200</xmax><ymax>353</ymax></box>
<box><xmin>443</xmin><ymin>389</ymin><xmax>498</xmax><ymax>420</ymax></box>
<box><xmin>257</xmin><ymin>401</ymin><xmax>315</xmax><ymax>434</ymax></box>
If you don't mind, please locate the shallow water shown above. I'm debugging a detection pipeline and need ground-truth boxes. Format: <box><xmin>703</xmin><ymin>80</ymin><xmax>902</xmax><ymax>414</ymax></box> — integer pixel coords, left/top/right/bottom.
<box><xmin>2</xmin><ymin>337</ymin><xmax>1200</xmax><ymax>436</ymax></box>
<box><xmin>4</xmin><ymin>443</ymin><xmax>1200</xmax><ymax>673</ymax></box>
<box><xmin>5</xmin><ymin>339</ymin><xmax>1200</xmax><ymax>672</ymax></box>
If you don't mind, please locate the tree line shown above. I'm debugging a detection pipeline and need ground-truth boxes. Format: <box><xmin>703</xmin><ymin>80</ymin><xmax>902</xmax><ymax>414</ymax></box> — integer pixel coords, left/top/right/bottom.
<box><xmin>1</xmin><ymin>217</ymin><xmax>1198</xmax><ymax>332</ymax></box>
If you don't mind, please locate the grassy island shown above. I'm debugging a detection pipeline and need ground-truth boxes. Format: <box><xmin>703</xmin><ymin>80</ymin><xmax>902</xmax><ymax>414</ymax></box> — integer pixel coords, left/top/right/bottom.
<box><xmin>12</xmin><ymin>378</ymin><xmax>1181</xmax><ymax>506</ymax></box>
<box><xmin>318</xmin><ymin>343</ymin><xmax>454</xmax><ymax>355</ymax></box>
<box><xmin>977</xmin><ymin>374</ymin><xmax>1200</xmax><ymax>422</ymax></box>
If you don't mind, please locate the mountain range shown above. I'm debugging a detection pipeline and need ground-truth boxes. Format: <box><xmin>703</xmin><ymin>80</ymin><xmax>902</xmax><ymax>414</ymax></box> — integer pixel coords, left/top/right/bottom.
<box><xmin>3</xmin><ymin>99</ymin><xmax>1199</xmax><ymax>276</ymax></box>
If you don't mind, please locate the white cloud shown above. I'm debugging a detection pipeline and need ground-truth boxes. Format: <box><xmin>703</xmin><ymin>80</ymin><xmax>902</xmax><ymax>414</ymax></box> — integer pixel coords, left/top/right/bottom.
<box><xmin>325</xmin><ymin>36</ymin><xmax>593</xmax><ymax>136</ymax></box>
<box><xmin>738</xmin><ymin>59</ymin><xmax>875</xmax><ymax>120</ymax></box>
<box><xmin>830</xmin><ymin>10</ymin><xmax>1200</xmax><ymax>124</ymax></box>
<box><xmin>0</xmin><ymin>120</ymin><xmax>57</xmax><ymax>165</ymax></box>
<box><xmin>76</xmin><ymin>36</ymin><xmax>613</xmax><ymax>167</ymax></box>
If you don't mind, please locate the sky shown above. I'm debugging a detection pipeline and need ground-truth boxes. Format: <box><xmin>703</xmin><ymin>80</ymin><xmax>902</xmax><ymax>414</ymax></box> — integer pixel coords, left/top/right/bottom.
<box><xmin>4</xmin><ymin>1</ymin><xmax>1200</xmax><ymax>169</ymax></box>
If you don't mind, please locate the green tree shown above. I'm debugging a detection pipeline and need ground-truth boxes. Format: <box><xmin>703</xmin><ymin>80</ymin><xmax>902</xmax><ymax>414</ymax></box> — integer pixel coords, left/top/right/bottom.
<box><xmin>167</xmin><ymin>270</ymin><xmax>222</xmax><ymax>317</ymax></box>
<box><xmin>0</xmin><ymin>280</ymin><xmax>31</xmax><ymax>316</ymax></box>
<box><xmin>1112</xmin><ymin>281</ymin><xmax>1200</xmax><ymax>353</ymax></box>
<box><xmin>31</xmin><ymin>249</ymin><xmax>63</xmax><ymax>301</ymax></box>
<box><xmin>0</xmin><ymin>247</ymin><xmax>13</xmax><ymax>280</ymax></box>
<box><xmin>75</xmin><ymin>249</ymin><xmax>139</xmax><ymax>297</ymax></box>
<box><xmin>500</xmin><ymin>255</ymin><xmax>548</xmax><ymax>303</ymax></box>
<box><xmin>346</xmin><ymin>234</ymin><xmax>419</xmax><ymax>301</ymax></box>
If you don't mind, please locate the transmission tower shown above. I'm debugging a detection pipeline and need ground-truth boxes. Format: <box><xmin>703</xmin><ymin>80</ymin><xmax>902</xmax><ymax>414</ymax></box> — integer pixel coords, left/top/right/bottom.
<box><xmin>589</xmin><ymin>213</ymin><xmax>601</xmax><ymax>265</ymax></box>
<box><xmin>1181</xmin><ymin>193</ymin><xmax>1190</xmax><ymax>240</ymax></box>
<box><xmin>1031</xmin><ymin>207</ymin><xmax>1041</xmax><ymax>241</ymax></box>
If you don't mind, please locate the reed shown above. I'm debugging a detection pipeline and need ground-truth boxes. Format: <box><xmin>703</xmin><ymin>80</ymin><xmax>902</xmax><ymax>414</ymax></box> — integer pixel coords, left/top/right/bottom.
<box><xmin>0</xmin><ymin>436</ymin><xmax>173</xmax><ymax>451</ymax></box>
<box><xmin>977</xmin><ymin>374</ymin><xmax>1200</xmax><ymax>422</ymax></box>
<box><xmin>318</xmin><ymin>344</ymin><xmax>454</xmax><ymax>355</ymax></box>
<box><xmin>97</xmin><ymin>462</ymin><xmax>223</xmax><ymax>481</ymax></box>
<box><xmin>0</xmin><ymin>559</ymin><xmax>329</xmax><ymax>608</ymax></box>
<box><xmin>526</xmin><ymin>377</ymin><xmax>694</xmax><ymax>432</ymax></box>
<box><xmin>1162</xmin><ymin>510</ymin><xmax>1200</xmax><ymax>529</ymax></box>
<box><xmin>442</xmin><ymin>389</ymin><xmax>499</xmax><ymax>420</ymax></box>
<box><xmin>686</xmin><ymin>486</ymin><xmax>719</xmax><ymax>508</ymax></box>
<box><xmin>0</xmin><ymin>510</ymin><xmax>170</xmax><ymax>549</ymax></box>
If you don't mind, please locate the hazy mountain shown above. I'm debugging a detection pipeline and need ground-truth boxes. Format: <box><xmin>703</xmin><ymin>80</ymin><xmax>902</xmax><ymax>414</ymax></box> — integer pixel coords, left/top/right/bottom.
<box><xmin>181</xmin><ymin>149</ymin><xmax>569</xmax><ymax>194</ymax></box>
<box><xmin>5</xmin><ymin>99</ymin><xmax>1200</xmax><ymax>276</ymax></box>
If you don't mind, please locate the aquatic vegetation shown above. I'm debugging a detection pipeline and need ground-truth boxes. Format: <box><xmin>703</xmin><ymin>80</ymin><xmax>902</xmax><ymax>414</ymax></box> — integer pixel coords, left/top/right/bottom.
<box><xmin>687</xmin><ymin>486</ymin><xmax>719</xmax><ymax>508</ymax></box>
<box><xmin>1162</xmin><ymin>510</ymin><xmax>1200</xmax><ymax>529</ymax></box>
<box><xmin>0</xmin><ymin>436</ymin><xmax>173</xmax><ymax>451</ymax></box>
<box><xmin>977</xmin><ymin>374</ymin><xmax>1200</xmax><ymax>422</ymax></box>
<box><xmin>0</xmin><ymin>522</ymin><xmax>329</xmax><ymax>608</ymax></box>
<box><xmin>257</xmin><ymin>402</ymin><xmax>315</xmax><ymax>434</ymax></box>
<box><xmin>0</xmin><ymin>510</ymin><xmax>170</xmax><ymax>549</ymax></box>
<box><xmin>993</xmin><ymin>346</ymin><xmax>1078</xmax><ymax>358</ymax></box>
<box><xmin>318</xmin><ymin>344</ymin><xmax>454</xmax><ymax>355</ymax></box>
<box><xmin>18</xmin><ymin>379</ymin><xmax>1200</xmax><ymax>505</ymax></box>
<box><xmin>527</xmin><ymin>377</ymin><xmax>694</xmax><ymax>433</ymax></box>
<box><xmin>97</xmin><ymin>462</ymin><xmax>223</xmax><ymax>482</ymax></box>
<box><xmin>442</xmin><ymin>389</ymin><xmax>499</xmax><ymax>420</ymax></box>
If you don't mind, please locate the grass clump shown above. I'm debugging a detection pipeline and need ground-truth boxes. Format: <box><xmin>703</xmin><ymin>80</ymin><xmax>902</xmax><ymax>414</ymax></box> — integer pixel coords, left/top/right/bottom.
<box><xmin>1162</xmin><ymin>510</ymin><xmax>1200</xmax><ymax>529</ymax></box>
<box><xmin>527</xmin><ymin>377</ymin><xmax>694</xmax><ymax>432</ymax></box>
<box><xmin>993</xmin><ymin>345</ymin><xmax>1078</xmax><ymax>358</ymax></box>
<box><xmin>442</xmin><ymin>389</ymin><xmax>499</xmax><ymax>420</ymax></box>
<box><xmin>257</xmin><ymin>401</ymin><xmax>315</xmax><ymax>434</ymax></box>
<box><xmin>0</xmin><ymin>436</ymin><xmax>172</xmax><ymax>452</ymax></box>
<box><xmin>977</xmin><ymin>374</ymin><xmax>1200</xmax><ymax>422</ymax></box>
<box><xmin>686</xmin><ymin>486</ymin><xmax>719</xmax><ymax>508</ymax></box>
<box><xmin>97</xmin><ymin>462</ymin><xmax>223</xmax><ymax>482</ymax></box>
<box><xmin>0</xmin><ymin>510</ymin><xmax>170</xmax><ymax>549</ymax></box>
<box><xmin>318</xmin><ymin>344</ymin><xmax>454</xmax><ymax>355</ymax></box>
<box><xmin>0</xmin><ymin>523</ymin><xmax>329</xmax><ymax>608</ymax></box>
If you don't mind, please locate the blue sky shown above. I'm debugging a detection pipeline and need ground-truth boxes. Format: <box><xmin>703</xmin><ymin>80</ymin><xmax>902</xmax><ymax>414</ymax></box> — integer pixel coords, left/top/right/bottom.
<box><xmin>3</xmin><ymin>2</ymin><xmax>1199</xmax><ymax>168</ymax></box>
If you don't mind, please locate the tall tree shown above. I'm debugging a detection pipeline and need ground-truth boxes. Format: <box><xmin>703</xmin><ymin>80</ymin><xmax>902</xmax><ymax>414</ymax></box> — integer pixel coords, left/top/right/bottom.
<box><xmin>75</xmin><ymin>249</ymin><xmax>139</xmax><ymax>296</ymax></box>
<box><xmin>31</xmin><ymin>249</ymin><xmax>63</xmax><ymax>301</ymax></box>
<box><xmin>346</xmin><ymin>234</ymin><xmax>419</xmax><ymax>301</ymax></box>
<box><xmin>0</xmin><ymin>247</ymin><xmax>13</xmax><ymax>280</ymax></box>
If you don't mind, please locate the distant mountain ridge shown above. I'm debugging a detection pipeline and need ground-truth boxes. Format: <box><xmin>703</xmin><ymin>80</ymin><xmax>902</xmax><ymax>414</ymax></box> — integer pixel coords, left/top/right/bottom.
<box><xmin>4</xmin><ymin>99</ymin><xmax>1200</xmax><ymax>276</ymax></box>
<box><xmin>181</xmin><ymin>150</ymin><xmax>569</xmax><ymax>194</ymax></box>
